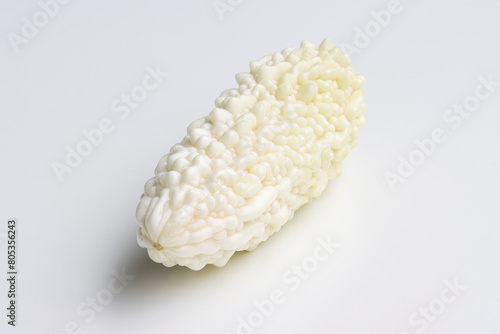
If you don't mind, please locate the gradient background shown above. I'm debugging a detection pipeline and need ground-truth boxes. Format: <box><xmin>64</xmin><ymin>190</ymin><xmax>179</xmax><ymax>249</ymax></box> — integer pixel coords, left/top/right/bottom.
<box><xmin>1</xmin><ymin>0</ymin><xmax>500</xmax><ymax>333</ymax></box>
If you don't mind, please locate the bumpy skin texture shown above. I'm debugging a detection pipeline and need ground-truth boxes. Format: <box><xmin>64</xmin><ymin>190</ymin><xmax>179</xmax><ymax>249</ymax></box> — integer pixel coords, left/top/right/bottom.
<box><xmin>136</xmin><ymin>39</ymin><xmax>367</xmax><ymax>270</ymax></box>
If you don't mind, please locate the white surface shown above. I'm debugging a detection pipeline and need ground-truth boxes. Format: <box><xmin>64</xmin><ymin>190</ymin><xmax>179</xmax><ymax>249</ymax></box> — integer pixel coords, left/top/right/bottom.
<box><xmin>1</xmin><ymin>0</ymin><xmax>499</xmax><ymax>333</ymax></box>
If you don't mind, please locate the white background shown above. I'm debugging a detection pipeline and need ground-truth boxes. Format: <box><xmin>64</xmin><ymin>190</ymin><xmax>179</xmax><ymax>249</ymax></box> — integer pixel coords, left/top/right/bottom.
<box><xmin>1</xmin><ymin>0</ymin><xmax>500</xmax><ymax>333</ymax></box>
